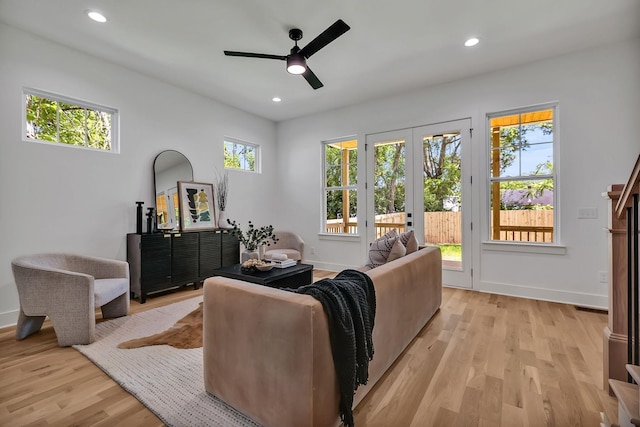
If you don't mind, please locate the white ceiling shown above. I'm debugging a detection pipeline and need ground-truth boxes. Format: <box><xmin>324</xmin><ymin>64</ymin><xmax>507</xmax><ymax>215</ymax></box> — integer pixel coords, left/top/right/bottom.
<box><xmin>1</xmin><ymin>0</ymin><xmax>639</xmax><ymax>122</ymax></box>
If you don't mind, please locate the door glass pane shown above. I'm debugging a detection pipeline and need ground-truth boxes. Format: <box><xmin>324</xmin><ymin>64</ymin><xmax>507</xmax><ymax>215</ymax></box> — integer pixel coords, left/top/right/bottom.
<box><xmin>422</xmin><ymin>133</ymin><xmax>462</xmax><ymax>269</ymax></box>
<box><xmin>374</xmin><ymin>139</ymin><xmax>406</xmax><ymax>238</ymax></box>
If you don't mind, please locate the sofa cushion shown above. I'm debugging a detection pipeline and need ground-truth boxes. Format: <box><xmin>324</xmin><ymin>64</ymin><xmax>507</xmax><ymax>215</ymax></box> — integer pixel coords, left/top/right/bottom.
<box><xmin>372</xmin><ymin>229</ymin><xmax>396</xmax><ymax>244</ymax></box>
<box><xmin>366</xmin><ymin>235</ymin><xmax>401</xmax><ymax>269</ymax></box>
<box><xmin>94</xmin><ymin>278</ymin><xmax>129</xmax><ymax>307</ymax></box>
<box><xmin>398</xmin><ymin>230</ymin><xmax>419</xmax><ymax>254</ymax></box>
<box><xmin>386</xmin><ymin>239</ymin><xmax>406</xmax><ymax>262</ymax></box>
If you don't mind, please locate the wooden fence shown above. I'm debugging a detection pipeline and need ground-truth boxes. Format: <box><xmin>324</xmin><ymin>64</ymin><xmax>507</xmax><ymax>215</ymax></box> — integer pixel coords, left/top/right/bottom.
<box><xmin>326</xmin><ymin>210</ymin><xmax>553</xmax><ymax>244</ymax></box>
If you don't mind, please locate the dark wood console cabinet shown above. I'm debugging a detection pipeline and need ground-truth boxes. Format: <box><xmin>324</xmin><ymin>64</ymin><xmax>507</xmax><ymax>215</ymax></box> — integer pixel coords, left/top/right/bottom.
<box><xmin>127</xmin><ymin>230</ymin><xmax>239</xmax><ymax>303</ymax></box>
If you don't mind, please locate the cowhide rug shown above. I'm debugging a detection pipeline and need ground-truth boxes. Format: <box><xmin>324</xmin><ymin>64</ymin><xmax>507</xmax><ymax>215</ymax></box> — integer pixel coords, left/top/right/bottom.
<box><xmin>118</xmin><ymin>302</ymin><xmax>203</xmax><ymax>349</ymax></box>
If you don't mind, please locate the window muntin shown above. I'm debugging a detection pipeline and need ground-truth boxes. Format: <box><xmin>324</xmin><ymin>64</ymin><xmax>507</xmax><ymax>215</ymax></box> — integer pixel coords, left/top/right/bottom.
<box><xmin>323</xmin><ymin>138</ymin><xmax>358</xmax><ymax>235</ymax></box>
<box><xmin>224</xmin><ymin>138</ymin><xmax>259</xmax><ymax>172</ymax></box>
<box><xmin>488</xmin><ymin>106</ymin><xmax>556</xmax><ymax>243</ymax></box>
<box><xmin>24</xmin><ymin>88</ymin><xmax>117</xmax><ymax>152</ymax></box>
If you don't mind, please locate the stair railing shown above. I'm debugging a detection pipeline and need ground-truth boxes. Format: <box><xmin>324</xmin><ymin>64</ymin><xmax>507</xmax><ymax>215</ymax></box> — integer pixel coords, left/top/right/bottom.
<box><xmin>616</xmin><ymin>155</ymin><xmax>640</xmax><ymax>381</ymax></box>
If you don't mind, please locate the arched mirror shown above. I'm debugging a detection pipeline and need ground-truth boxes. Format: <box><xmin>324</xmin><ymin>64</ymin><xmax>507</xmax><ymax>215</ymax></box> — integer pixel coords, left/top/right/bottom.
<box><xmin>153</xmin><ymin>150</ymin><xmax>193</xmax><ymax>231</ymax></box>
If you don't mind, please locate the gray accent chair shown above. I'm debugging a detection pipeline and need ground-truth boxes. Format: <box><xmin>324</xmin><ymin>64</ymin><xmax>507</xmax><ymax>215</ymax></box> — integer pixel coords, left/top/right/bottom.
<box><xmin>262</xmin><ymin>230</ymin><xmax>305</xmax><ymax>262</ymax></box>
<box><xmin>11</xmin><ymin>253</ymin><xmax>130</xmax><ymax>346</ymax></box>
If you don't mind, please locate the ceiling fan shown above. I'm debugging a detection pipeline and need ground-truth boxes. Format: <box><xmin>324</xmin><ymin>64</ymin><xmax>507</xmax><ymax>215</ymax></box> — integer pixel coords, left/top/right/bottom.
<box><xmin>224</xmin><ymin>19</ymin><xmax>350</xmax><ymax>90</ymax></box>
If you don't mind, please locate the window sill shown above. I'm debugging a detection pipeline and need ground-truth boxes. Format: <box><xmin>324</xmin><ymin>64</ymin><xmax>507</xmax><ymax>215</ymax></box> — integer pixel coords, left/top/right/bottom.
<box><xmin>318</xmin><ymin>233</ymin><xmax>361</xmax><ymax>242</ymax></box>
<box><xmin>482</xmin><ymin>241</ymin><xmax>566</xmax><ymax>255</ymax></box>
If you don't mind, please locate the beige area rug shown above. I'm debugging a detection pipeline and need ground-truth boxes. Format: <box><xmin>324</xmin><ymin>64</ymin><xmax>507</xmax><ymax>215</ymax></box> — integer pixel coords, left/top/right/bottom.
<box><xmin>73</xmin><ymin>296</ymin><xmax>260</xmax><ymax>427</ymax></box>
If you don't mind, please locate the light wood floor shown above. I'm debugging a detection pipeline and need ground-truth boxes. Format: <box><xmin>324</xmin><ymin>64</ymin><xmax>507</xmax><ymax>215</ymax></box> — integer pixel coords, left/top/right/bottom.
<box><xmin>0</xmin><ymin>272</ymin><xmax>619</xmax><ymax>426</ymax></box>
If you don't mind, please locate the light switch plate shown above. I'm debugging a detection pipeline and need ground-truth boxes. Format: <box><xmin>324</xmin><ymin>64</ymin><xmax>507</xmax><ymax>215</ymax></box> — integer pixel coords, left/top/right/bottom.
<box><xmin>578</xmin><ymin>207</ymin><xmax>598</xmax><ymax>219</ymax></box>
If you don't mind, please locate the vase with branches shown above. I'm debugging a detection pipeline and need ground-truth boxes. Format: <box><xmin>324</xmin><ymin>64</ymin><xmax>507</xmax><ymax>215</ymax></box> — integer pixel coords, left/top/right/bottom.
<box><xmin>215</xmin><ymin>171</ymin><xmax>230</xmax><ymax>229</ymax></box>
<box><xmin>227</xmin><ymin>220</ymin><xmax>278</xmax><ymax>261</ymax></box>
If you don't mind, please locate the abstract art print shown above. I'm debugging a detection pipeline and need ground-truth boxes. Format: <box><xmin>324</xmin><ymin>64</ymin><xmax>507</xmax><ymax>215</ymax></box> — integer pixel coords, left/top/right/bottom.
<box><xmin>177</xmin><ymin>181</ymin><xmax>216</xmax><ymax>231</ymax></box>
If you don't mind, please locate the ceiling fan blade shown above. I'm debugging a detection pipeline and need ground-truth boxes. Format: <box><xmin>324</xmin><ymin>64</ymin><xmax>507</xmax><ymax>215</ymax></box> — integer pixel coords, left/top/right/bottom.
<box><xmin>302</xmin><ymin>67</ymin><xmax>324</xmax><ymax>90</ymax></box>
<box><xmin>224</xmin><ymin>51</ymin><xmax>287</xmax><ymax>60</ymax></box>
<box><xmin>299</xmin><ymin>19</ymin><xmax>350</xmax><ymax>59</ymax></box>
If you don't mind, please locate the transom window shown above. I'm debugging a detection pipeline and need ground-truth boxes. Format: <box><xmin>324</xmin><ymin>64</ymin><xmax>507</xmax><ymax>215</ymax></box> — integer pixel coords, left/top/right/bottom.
<box><xmin>488</xmin><ymin>104</ymin><xmax>556</xmax><ymax>243</ymax></box>
<box><xmin>323</xmin><ymin>138</ymin><xmax>358</xmax><ymax>235</ymax></box>
<box><xmin>224</xmin><ymin>137</ymin><xmax>259</xmax><ymax>172</ymax></box>
<box><xmin>23</xmin><ymin>88</ymin><xmax>118</xmax><ymax>152</ymax></box>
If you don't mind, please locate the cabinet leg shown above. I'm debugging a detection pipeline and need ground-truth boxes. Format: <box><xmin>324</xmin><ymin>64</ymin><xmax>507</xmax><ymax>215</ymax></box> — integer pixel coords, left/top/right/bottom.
<box><xmin>140</xmin><ymin>293</ymin><xmax>147</xmax><ymax>304</ymax></box>
<box><xmin>194</xmin><ymin>281</ymin><xmax>200</xmax><ymax>290</ymax></box>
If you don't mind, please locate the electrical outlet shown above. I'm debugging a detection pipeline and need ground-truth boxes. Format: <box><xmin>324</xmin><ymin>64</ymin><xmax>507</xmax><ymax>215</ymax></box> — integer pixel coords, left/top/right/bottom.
<box><xmin>598</xmin><ymin>270</ymin><xmax>608</xmax><ymax>283</ymax></box>
<box><xmin>310</xmin><ymin>246</ymin><xmax>316</xmax><ymax>254</ymax></box>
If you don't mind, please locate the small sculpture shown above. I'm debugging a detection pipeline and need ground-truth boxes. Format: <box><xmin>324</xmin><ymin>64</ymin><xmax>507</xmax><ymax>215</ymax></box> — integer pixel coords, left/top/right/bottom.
<box><xmin>136</xmin><ymin>201</ymin><xmax>144</xmax><ymax>235</ymax></box>
<box><xmin>146</xmin><ymin>207</ymin><xmax>155</xmax><ymax>234</ymax></box>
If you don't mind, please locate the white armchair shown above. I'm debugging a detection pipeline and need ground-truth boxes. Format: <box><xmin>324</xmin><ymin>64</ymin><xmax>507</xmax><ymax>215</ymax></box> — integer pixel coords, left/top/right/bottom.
<box><xmin>11</xmin><ymin>253</ymin><xmax>130</xmax><ymax>346</ymax></box>
<box><xmin>263</xmin><ymin>230</ymin><xmax>305</xmax><ymax>262</ymax></box>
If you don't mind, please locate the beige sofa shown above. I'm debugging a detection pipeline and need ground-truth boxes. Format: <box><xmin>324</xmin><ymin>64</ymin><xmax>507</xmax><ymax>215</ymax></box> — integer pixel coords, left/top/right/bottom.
<box><xmin>203</xmin><ymin>246</ymin><xmax>442</xmax><ymax>427</ymax></box>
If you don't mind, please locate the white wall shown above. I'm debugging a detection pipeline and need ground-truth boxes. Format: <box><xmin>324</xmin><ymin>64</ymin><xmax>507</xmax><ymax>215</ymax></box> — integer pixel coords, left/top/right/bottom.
<box><xmin>276</xmin><ymin>38</ymin><xmax>640</xmax><ymax>308</ymax></box>
<box><xmin>0</xmin><ymin>24</ymin><xmax>277</xmax><ymax>327</ymax></box>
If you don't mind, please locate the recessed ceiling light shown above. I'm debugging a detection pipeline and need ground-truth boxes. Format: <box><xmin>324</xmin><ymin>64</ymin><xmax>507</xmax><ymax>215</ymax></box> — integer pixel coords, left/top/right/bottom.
<box><xmin>464</xmin><ymin>37</ymin><xmax>479</xmax><ymax>47</ymax></box>
<box><xmin>272</xmin><ymin>97</ymin><xmax>282</xmax><ymax>102</ymax></box>
<box><xmin>86</xmin><ymin>10</ymin><xmax>107</xmax><ymax>23</ymax></box>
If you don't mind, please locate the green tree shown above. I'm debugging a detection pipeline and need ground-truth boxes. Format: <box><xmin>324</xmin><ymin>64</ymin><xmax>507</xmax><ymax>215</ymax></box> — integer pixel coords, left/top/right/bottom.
<box><xmin>325</xmin><ymin>144</ymin><xmax>357</xmax><ymax>219</ymax></box>
<box><xmin>374</xmin><ymin>142</ymin><xmax>405</xmax><ymax>214</ymax></box>
<box><xmin>224</xmin><ymin>142</ymin><xmax>255</xmax><ymax>171</ymax></box>
<box><xmin>25</xmin><ymin>94</ymin><xmax>111</xmax><ymax>150</ymax></box>
<box><xmin>423</xmin><ymin>134</ymin><xmax>461</xmax><ymax>212</ymax></box>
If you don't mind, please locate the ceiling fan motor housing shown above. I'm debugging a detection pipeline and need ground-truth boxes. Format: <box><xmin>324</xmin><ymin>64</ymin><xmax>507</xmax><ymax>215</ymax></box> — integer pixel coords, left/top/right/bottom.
<box><xmin>289</xmin><ymin>28</ymin><xmax>303</xmax><ymax>42</ymax></box>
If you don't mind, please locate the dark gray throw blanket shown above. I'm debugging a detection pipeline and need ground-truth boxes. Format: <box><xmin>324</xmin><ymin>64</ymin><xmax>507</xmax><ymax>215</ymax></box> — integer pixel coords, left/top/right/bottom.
<box><xmin>287</xmin><ymin>269</ymin><xmax>376</xmax><ymax>427</ymax></box>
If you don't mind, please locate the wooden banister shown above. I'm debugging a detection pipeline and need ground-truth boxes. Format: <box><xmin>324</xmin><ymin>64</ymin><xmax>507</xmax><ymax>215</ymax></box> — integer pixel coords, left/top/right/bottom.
<box><xmin>616</xmin><ymin>154</ymin><xmax>640</xmax><ymax>219</ymax></box>
<box><xmin>604</xmin><ymin>154</ymin><xmax>640</xmax><ymax>394</ymax></box>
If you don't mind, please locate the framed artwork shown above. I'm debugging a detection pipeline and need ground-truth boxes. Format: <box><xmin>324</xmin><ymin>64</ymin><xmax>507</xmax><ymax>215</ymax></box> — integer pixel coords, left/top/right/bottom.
<box><xmin>177</xmin><ymin>181</ymin><xmax>216</xmax><ymax>231</ymax></box>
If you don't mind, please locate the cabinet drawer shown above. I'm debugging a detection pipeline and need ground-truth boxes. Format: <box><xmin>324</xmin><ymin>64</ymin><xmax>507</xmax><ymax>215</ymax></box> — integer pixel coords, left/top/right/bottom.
<box><xmin>140</xmin><ymin>234</ymin><xmax>171</xmax><ymax>287</ymax></box>
<box><xmin>199</xmin><ymin>231</ymin><xmax>222</xmax><ymax>278</ymax></box>
<box><xmin>171</xmin><ymin>232</ymin><xmax>199</xmax><ymax>284</ymax></box>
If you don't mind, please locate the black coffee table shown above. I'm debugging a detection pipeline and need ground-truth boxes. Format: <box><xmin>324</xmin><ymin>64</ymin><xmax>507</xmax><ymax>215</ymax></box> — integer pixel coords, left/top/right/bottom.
<box><xmin>211</xmin><ymin>263</ymin><xmax>313</xmax><ymax>289</ymax></box>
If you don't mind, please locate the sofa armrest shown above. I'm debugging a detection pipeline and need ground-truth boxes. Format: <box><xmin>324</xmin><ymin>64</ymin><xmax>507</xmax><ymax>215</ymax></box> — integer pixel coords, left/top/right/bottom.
<box><xmin>203</xmin><ymin>277</ymin><xmax>339</xmax><ymax>427</ymax></box>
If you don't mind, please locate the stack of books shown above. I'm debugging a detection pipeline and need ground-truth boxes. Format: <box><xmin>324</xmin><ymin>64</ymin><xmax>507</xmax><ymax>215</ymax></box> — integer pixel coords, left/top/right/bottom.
<box><xmin>270</xmin><ymin>258</ymin><xmax>296</xmax><ymax>268</ymax></box>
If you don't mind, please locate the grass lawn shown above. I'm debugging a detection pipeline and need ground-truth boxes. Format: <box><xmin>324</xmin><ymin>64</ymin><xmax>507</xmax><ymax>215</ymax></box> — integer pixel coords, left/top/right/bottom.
<box><xmin>427</xmin><ymin>244</ymin><xmax>461</xmax><ymax>261</ymax></box>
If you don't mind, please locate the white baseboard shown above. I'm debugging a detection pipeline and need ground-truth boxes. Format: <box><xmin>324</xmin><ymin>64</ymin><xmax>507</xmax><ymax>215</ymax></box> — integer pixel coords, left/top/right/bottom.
<box><xmin>0</xmin><ymin>309</ymin><xmax>18</xmax><ymax>330</ymax></box>
<box><xmin>476</xmin><ymin>280</ymin><xmax>608</xmax><ymax>310</ymax></box>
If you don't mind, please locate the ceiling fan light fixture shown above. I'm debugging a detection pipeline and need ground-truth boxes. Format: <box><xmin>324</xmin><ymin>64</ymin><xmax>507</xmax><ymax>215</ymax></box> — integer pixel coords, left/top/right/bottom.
<box><xmin>286</xmin><ymin>54</ymin><xmax>306</xmax><ymax>75</ymax></box>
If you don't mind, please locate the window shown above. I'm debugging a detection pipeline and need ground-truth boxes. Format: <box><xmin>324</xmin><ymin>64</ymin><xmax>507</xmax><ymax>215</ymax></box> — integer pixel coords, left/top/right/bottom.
<box><xmin>224</xmin><ymin>138</ymin><xmax>259</xmax><ymax>172</ymax></box>
<box><xmin>24</xmin><ymin>88</ymin><xmax>118</xmax><ymax>152</ymax></box>
<box><xmin>488</xmin><ymin>104</ymin><xmax>556</xmax><ymax>243</ymax></box>
<box><xmin>323</xmin><ymin>138</ymin><xmax>358</xmax><ymax>234</ymax></box>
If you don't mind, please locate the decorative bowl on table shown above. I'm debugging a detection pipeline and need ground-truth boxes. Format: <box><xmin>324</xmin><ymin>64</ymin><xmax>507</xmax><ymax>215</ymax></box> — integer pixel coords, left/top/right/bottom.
<box><xmin>241</xmin><ymin>259</ymin><xmax>272</xmax><ymax>273</ymax></box>
<box><xmin>255</xmin><ymin>263</ymin><xmax>274</xmax><ymax>272</ymax></box>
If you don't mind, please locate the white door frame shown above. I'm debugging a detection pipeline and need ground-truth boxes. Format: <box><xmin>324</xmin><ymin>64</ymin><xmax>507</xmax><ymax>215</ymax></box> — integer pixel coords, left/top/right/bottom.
<box><xmin>413</xmin><ymin>119</ymin><xmax>472</xmax><ymax>288</ymax></box>
<box><xmin>365</xmin><ymin>118</ymin><xmax>473</xmax><ymax>288</ymax></box>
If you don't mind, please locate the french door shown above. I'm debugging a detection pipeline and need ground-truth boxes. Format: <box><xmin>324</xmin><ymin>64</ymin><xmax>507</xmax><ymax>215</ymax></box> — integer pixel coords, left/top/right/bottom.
<box><xmin>366</xmin><ymin>119</ymin><xmax>472</xmax><ymax>288</ymax></box>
